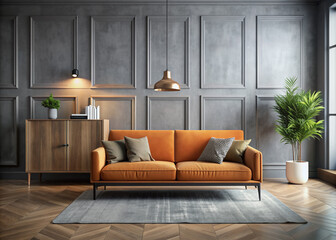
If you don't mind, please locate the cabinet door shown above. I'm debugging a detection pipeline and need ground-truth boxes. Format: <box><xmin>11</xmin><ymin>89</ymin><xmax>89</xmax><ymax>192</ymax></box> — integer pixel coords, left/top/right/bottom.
<box><xmin>26</xmin><ymin>121</ymin><xmax>67</xmax><ymax>171</ymax></box>
<box><xmin>68</xmin><ymin>121</ymin><xmax>102</xmax><ymax>171</ymax></box>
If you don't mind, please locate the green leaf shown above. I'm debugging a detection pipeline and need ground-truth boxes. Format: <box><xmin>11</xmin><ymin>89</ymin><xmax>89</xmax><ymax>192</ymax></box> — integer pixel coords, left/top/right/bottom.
<box><xmin>41</xmin><ymin>94</ymin><xmax>60</xmax><ymax>110</ymax></box>
<box><xmin>273</xmin><ymin>77</ymin><xmax>324</xmax><ymax>145</ymax></box>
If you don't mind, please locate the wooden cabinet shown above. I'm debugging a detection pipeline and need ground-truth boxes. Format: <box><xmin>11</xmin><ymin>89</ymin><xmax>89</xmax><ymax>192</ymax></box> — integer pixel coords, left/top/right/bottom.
<box><xmin>26</xmin><ymin>119</ymin><xmax>109</xmax><ymax>185</ymax></box>
<box><xmin>26</xmin><ymin>120</ymin><xmax>68</xmax><ymax>172</ymax></box>
<box><xmin>68</xmin><ymin>121</ymin><xmax>105</xmax><ymax>171</ymax></box>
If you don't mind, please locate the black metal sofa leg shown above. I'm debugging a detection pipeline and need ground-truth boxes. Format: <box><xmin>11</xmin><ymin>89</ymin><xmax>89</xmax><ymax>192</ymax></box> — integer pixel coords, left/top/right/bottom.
<box><xmin>257</xmin><ymin>184</ymin><xmax>261</xmax><ymax>201</ymax></box>
<box><xmin>93</xmin><ymin>183</ymin><xmax>97</xmax><ymax>200</ymax></box>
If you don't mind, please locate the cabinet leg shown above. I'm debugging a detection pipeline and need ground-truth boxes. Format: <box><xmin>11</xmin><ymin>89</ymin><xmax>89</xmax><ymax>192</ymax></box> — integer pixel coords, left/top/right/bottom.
<box><xmin>104</xmin><ymin>185</ymin><xmax>106</xmax><ymax>190</ymax></box>
<box><xmin>28</xmin><ymin>173</ymin><xmax>31</xmax><ymax>186</ymax></box>
<box><xmin>39</xmin><ymin>173</ymin><xmax>42</xmax><ymax>182</ymax></box>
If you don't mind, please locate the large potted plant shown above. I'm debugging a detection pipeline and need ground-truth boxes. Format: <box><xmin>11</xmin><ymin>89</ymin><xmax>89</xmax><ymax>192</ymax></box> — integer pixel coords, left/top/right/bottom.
<box><xmin>274</xmin><ymin>77</ymin><xmax>324</xmax><ymax>184</ymax></box>
<box><xmin>42</xmin><ymin>94</ymin><xmax>60</xmax><ymax>119</ymax></box>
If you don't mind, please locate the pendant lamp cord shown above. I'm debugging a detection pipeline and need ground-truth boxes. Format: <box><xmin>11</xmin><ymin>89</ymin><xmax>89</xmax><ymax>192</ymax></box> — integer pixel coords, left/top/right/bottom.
<box><xmin>166</xmin><ymin>0</ymin><xmax>168</xmax><ymax>71</ymax></box>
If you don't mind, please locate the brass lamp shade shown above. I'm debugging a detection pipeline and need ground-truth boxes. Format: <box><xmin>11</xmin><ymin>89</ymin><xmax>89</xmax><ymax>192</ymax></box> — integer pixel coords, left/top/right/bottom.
<box><xmin>154</xmin><ymin>70</ymin><xmax>180</xmax><ymax>91</ymax></box>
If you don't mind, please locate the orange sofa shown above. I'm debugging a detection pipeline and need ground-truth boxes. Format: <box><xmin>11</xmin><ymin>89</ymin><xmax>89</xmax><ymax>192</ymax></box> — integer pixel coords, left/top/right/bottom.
<box><xmin>91</xmin><ymin>130</ymin><xmax>263</xmax><ymax>200</ymax></box>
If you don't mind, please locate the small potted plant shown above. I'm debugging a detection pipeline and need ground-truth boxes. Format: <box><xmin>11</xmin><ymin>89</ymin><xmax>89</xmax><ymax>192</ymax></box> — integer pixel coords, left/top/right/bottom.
<box><xmin>274</xmin><ymin>77</ymin><xmax>324</xmax><ymax>184</ymax></box>
<box><xmin>42</xmin><ymin>94</ymin><xmax>60</xmax><ymax>119</ymax></box>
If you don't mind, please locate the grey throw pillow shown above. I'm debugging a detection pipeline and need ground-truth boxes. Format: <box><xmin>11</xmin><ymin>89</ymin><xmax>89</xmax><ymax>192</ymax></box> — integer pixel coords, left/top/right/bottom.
<box><xmin>124</xmin><ymin>136</ymin><xmax>155</xmax><ymax>162</ymax></box>
<box><xmin>197</xmin><ymin>137</ymin><xmax>234</xmax><ymax>164</ymax></box>
<box><xmin>102</xmin><ymin>140</ymin><xmax>127</xmax><ymax>164</ymax></box>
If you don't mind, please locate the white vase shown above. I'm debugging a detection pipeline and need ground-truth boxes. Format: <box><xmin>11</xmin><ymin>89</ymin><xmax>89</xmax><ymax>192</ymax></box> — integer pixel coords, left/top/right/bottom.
<box><xmin>286</xmin><ymin>161</ymin><xmax>308</xmax><ymax>184</ymax></box>
<box><xmin>48</xmin><ymin>108</ymin><xmax>57</xmax><ymax>119</ymax></box>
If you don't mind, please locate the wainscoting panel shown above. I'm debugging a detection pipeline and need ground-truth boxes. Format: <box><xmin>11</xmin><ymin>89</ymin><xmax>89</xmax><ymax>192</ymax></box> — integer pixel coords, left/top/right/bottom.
<box><xmin>201</xmin><ymin>16</ymin><xmax>245</xmax><ymax>89</ymax></box>
<box><xmin>0</xmin><ymin>2</ymin><xmax>318</xmax><ymax>179</ymax></box>
<box><xmin>30</xmin><ymin>96</ymin><xmax>78</xmax><ymax>119</ymax></box>
<box><xmin>147</xmin><ymin>16</ymin><xmax>190</xmax><ymax>88</ymax></box>
<box><xmin>257</xmin><ymin>16</ymin><xmax>303</xmax><ymax>89</ymax></box>
<box><xmin>91</xmin><ymin>16</ymin><xmax>136</xmax><ymax>88</ymax></box>
<box><xmin>90</xmin><ymin>96</ymin><xmax>136</xmax><ymax>130</ymax></box>
<box><xmin>30</xmin><ymin>16</ymin><xmax>78</xmax><ymax>88</ymax></box>
<box><xmin>0</xmin><ymin>16</ymin><xmax>18</xmax><ymax>89</ymax></box>
<box><xmin>201</xmin><ymin>96</ymin><xmax>245</xmax><ymax>131</ymax></box>
<box><xmin>147</xmin><ymin>96</ymin><xmax>190</xmax><ymax>130</ymax></box>
<box><xmin>256</xmin><ymin>96</ymin><xmax>291</xmax><ymax>169</ymax></box>
<box><xmin>0</xmin><ymin>97</ymin><xmax>18</xmax><ymax>166</ymax></box>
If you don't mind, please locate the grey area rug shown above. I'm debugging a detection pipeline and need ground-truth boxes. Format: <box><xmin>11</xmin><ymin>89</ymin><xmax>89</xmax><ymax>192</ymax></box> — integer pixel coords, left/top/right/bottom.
<box><xmin>53</xmin><ymin>189</ymin><xmax>306</xmax><ymax>224</ymax></box>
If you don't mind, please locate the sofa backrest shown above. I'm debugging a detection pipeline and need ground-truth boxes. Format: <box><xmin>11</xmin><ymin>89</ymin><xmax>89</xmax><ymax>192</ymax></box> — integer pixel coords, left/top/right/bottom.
<box><xmin>109</xmin><ymin>130</ymin><xmax>174</xmax><ymax>162</ymax></box>
<box><xmin>175</xmin><ymin>130</ymin><xmax>244</xmax><ymax>162</ymax></box>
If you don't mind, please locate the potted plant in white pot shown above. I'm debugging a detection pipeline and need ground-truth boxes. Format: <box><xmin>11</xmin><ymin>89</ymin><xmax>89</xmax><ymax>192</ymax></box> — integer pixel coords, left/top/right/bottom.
<box><xmin>274</xmin><ymin>77</ymin><xmax>324</xmax><ymax>184</ymax></box>
<box><xmin>42</xmin><ymin>94</ymin><xmax>60</xmax><ymax>119</ymax></box>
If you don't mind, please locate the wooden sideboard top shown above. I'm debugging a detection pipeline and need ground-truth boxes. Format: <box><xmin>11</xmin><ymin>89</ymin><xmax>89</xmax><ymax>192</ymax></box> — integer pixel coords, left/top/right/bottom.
<box><xmin>26</xmin><ymin>119</ymin><xmax>108</xmax><ymax>121</ymax></box>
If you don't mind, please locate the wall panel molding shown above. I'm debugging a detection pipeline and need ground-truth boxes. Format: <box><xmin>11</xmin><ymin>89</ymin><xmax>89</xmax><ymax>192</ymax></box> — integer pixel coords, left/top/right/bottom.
<box><xmin>91</xmin><ymin>16</ymin><xmax>136</xmax><ymax>88</ymax></box>
<box><xmin>0</xmin><ymin>16</ymin><xmax>18</xmax><ymax>89</ymax></box>
<box><xmin>257</xmin><ymin>15</ymin><xmax>303</xmax><ymax>89</ymax></box>
<box><xmin>147</xmin><ymin>96</ymin><xmax>190</xmax><ymax>130</ymax></box>
<box><xmin>30</xmin><ymin>16</ymin><xmax>78</xmax><ymax>88</ymax></box>
<box><xmin>90</xmin><ymin>95</ymin><xmax>136</xmax><ymax>129</ymax></box>
<box><xmin>263</xmin><ymin>165</ymin><xmax>286</xmax><ymax>171</ymax></box>
<box><xmin>201</xmin><ymin>96</ymin><xmax>246</xmax><ymax>131</ymax></box>
<box><xmin>263</xmin><ymin>163</ymin><xmax>286</xmax><ymax>167</ymax></box>
<box><xmin>256</xmin><ymin>95</ymin><xmax>292</xmax><ymax>168</ymax></box>
<box><xmin>30</xmin><ymin>96</ymin><xmax>78</xmax><ymax>119</ymax></box>
<box><xmin>147</xmin><ymin>16</ymin><xmax>190</xmax><ymax>89</ymax></box>
<box><xmin>0</xmin><ymin>96</ymin><xmax>18</xmax><ymax>166</ymax></box>
<box><xmin>256</xmin><ymin>95</ymin><xmax>274</xmax><ymax>150</ymax></box>
<box><xmin>201</xmin><ymin>15</ymin><xmax>245</xmax><ymax>89</ymax></box>
<box><xmin>0</xmin><ymin>0</ymin><xmax>321</xmax><ymax>5</ymax></box>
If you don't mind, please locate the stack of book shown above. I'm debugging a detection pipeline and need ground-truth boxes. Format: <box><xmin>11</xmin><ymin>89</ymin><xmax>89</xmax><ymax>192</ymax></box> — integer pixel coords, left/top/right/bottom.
<box><xmin>85</xmin><ymin>105</ymin><xmax>100</xmax><ymax>120</ymax></box>
<box><xmin>70</xmin><ymin>114</ymin><xmax>87</xmax><ymax>119</ymax></box>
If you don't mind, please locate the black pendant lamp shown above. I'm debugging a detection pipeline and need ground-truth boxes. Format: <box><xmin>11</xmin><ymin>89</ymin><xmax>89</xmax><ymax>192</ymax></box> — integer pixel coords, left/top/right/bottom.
<box><xmin>72</xmin><ymin>69</ymin><xmax>79</xmax><ymax>78</ymax></box>
<box><xmin>154</xmin><ymin>0</ymin><xmax>180</xmax><ymax>91</ymax></box>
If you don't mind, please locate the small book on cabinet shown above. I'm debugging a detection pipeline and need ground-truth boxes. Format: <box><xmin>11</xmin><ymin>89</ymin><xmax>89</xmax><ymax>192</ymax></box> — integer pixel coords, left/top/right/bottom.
<box><xmin>70</xmin><ymin>114</ymin><xmax>88</xmax><ymax>119</ymax></box>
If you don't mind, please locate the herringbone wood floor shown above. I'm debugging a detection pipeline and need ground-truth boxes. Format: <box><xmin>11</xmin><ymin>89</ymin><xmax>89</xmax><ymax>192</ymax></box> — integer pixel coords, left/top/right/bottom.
<box><xmin>0</xmin><ymin>179</ymin><xmax>335</xmax><ymax>240</ymax></box>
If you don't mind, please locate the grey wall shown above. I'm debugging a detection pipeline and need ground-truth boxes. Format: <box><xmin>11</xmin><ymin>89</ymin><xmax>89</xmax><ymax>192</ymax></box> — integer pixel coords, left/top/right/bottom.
<box><xmin>0</xmin><ymin>0</ymin><xmax>320</xmax><ymax>179</ymax></box>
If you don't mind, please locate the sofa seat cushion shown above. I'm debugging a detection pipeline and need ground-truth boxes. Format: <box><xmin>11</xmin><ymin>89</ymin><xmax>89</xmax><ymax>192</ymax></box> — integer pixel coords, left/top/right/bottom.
<box><xmin>176</xmin><ymin>161</ymin><xmax>252</xmax><ymax>181</ymax></box>
<box><xmin>101</xmin><ymin>161</ymin><xmax>176</xmax><ymax>181</ymax></box>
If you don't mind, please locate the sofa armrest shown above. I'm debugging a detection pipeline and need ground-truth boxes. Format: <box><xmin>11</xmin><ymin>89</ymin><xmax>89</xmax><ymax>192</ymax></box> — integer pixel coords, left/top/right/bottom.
<box><xmin>244</xmin><ymin>146</ymin><xmax>263</xmax><ymax>181</ymax></box>
<box><xmin>91</xmin><ymin>147</ymin><xmax>106</xmax><ymax>182</ymax></box>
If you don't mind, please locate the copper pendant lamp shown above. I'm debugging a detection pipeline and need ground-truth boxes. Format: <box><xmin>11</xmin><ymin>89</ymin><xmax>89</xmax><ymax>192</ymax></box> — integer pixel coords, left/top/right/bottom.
<box><xmin>154</xmin><ymin>0</ymin><xmax>180</xmax><ymax>91</ymax></box>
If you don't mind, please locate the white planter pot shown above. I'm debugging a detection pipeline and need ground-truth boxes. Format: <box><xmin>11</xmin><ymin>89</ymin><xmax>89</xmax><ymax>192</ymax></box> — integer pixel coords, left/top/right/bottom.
<box><xmin>286</xmin><ymin>161</ymin><xmax>308</xmax><ymax>184</ymax></box>
<box><xmin>48</xmin><ymin>108</ymin><xmax>57</xmax><ymax>119</ymax></box>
